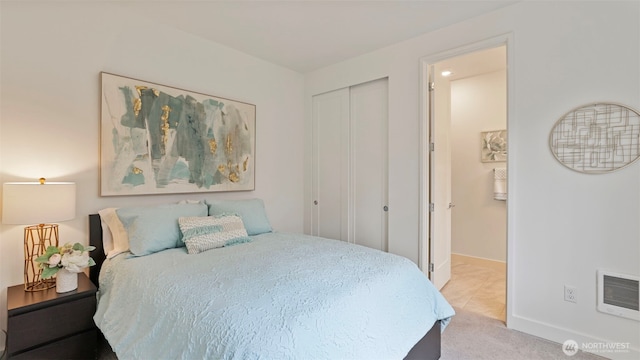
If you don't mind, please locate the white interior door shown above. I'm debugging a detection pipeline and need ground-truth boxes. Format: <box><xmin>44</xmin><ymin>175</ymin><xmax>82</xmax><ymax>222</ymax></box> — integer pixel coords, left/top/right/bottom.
<box><xmin>350</xmin><ymin>78</ymin><xmax>389</xmax><ymax>251</ymax></box>
<box><xmin>311</xmin><ymin>88</ymin><xmax>350</xmax><ymax>241</ymax></box>
<box><xmin>429</xmin><ymin>64</ymin><xmax>452</xmax><ymax>290</ymax></box>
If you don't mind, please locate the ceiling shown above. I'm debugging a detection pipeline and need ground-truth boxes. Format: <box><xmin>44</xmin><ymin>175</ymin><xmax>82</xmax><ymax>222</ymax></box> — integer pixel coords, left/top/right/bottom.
<box><xmin>113</xmin><ymin>1</ymin><xmax>519</xmax><ymax>73</ymax></box>
<box><xmin>436</xmin><ymin>45</ymin><xmax>506</xmax><ymax>82</ymax></box>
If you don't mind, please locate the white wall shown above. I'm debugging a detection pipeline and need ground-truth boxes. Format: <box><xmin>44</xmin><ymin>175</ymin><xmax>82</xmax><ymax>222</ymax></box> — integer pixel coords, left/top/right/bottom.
<box><xmin>304</xmin><ymin>1</ymin><xmax>639</xmax><ymax>358</ymax></box>
<box><xmin>451</xmin><ymin>70</ymin><xmax>507</xmax><ymax>262</ymax></box>
<box><xmin>0</xmin><ymin>1</ymin><xmax>304</xmax><ymax>338</ymax></box>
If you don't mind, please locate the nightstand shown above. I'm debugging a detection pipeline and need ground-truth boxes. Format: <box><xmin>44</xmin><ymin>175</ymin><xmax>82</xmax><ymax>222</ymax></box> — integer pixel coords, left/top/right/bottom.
<box><xmin>6</xmin><ymin>272</ymin><xmax>98</xmax><ymax>359</ymax></box>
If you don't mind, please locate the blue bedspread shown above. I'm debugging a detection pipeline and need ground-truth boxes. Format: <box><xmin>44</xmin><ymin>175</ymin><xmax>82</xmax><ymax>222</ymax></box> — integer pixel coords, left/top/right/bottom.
<box><xmin>94</xmin><ymin>232</ymin><xmax>454</xmax><ymax>359</ymax></box>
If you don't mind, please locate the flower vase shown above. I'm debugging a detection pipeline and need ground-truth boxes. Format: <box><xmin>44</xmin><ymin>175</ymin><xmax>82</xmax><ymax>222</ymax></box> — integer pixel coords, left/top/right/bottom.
<box><xmin>56</xmin><ymin>268</ymin><xmax>78</xmax><ymax>293</ymax></box>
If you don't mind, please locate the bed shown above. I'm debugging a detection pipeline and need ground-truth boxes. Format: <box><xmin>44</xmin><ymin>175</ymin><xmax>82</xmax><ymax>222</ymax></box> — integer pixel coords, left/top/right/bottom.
<box><xmin>89</xmin><ymin>199</ymin><xmax>454</xmax><ymax>360</ymax></box>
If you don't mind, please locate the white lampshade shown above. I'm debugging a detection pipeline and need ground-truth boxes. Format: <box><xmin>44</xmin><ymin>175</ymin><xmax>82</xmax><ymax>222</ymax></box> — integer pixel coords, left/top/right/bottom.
<box><xmin>2</xmin><ymin>181</ymin><xmax>76</xmax><ymax>225</ymax></box>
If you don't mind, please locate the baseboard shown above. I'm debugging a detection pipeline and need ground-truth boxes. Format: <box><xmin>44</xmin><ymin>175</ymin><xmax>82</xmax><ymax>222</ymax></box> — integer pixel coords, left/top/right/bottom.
<box><xmin>451</xmin><ymin>253</ymin><xmax>506</xmax><ymax>273</ymax></box>
<box><xmin>509</xmin><ymin>314</ymin><xmax>640</xmax><ymax>360</ymax></box>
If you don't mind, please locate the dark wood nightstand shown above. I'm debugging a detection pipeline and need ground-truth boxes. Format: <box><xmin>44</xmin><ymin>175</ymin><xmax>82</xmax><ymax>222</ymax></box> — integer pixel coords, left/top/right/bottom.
<box><xmin>6</xmin><ymin>272</ymin><xmax>98</xmax><ymax>359</ymax></box>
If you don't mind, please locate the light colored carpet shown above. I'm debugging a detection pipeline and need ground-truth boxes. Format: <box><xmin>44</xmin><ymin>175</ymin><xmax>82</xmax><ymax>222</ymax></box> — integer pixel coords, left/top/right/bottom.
<box><xmin>442</xmin><ymin>307</ymin><xmax>608</xmax><ymax>360</ymax></box>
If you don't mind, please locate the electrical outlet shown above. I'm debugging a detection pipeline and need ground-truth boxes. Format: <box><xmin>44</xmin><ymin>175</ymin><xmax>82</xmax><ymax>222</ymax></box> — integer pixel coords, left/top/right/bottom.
<box><xmin>564</xmin><ymin>285</ymin><xmax>577</xmax><ymax>303</ymax></box>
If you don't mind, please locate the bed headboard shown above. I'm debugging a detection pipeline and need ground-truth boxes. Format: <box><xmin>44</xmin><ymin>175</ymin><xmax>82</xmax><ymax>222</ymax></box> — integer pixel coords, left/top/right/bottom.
<box><xmin>89</xmin><ymin>214</ymin><xmax>106</xmax><ymax>287</ymax></box>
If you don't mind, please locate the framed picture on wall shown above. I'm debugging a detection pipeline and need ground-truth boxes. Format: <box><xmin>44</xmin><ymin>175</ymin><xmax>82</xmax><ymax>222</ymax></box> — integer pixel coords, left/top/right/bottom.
<box><xmin>481</xmin><ymin>129</ymin><xmax>507</xmax><ymax>162</ymax></box>
<box><xmin>100</xmin><ymin>72</ymin><xmax>256</xmax><ymax>196</ymax></box>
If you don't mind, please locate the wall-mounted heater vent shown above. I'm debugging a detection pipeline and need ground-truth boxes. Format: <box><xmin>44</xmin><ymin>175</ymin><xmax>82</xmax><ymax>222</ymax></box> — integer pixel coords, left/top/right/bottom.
<box><xmin>597</xmin><ymin>270</ymin><xmax>639</xmax><ymax>321</ymax></box>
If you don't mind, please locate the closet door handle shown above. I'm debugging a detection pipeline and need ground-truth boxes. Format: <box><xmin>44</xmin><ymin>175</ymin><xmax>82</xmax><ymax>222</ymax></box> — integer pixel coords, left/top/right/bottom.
<box><xmin>448</xmin><ymin>203</ymin><xmax>455</xmax><ymax>209</ymax></box>
<box><xmin>383</xmin><ymin>206</ymin><xmax>389</xmax><ymax>212</ymax></box>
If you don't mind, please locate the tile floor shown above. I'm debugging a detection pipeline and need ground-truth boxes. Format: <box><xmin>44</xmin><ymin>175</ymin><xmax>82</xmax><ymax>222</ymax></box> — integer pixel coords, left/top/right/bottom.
<box><xmin>440</xmin><ymin>256</ymin><xmax>506</xmax><ymax>321</ymax></box>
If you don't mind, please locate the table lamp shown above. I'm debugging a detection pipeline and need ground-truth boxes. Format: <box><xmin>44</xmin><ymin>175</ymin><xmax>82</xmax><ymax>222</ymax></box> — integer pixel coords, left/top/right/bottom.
<box><xmin>2</xmin><ymin>178</ymin><xmax>76</xmax><ymax>291</ymax></box>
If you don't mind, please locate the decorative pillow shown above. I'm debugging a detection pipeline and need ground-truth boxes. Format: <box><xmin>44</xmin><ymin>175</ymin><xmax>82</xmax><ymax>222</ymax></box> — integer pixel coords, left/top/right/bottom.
<box><xmin>206</xmin><ymin>198</ymin><xmax>272</xmax><ymax>236</ymax></box>
<box><xmin>177</xmin><ymin>199</ymin><xmax>206</xmax><ymax>205</ymax></box>
<box><xmin>98</xmin><ymin>207</ymin><xmax>130</xmax><ymax>259</ymax></box>
<box><xmin>117</xmin><ymin>203</ymin><xmax>208</xmax><ymax>257</ymax></box>
<box><xmin>179</xmin><ymin>215</ymin><xmax>252</xmax><ymax>254</ymax></box>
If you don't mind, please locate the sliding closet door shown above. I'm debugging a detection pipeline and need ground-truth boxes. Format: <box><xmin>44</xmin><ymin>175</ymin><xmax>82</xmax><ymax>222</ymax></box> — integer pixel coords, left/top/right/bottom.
<box><xmin>311</xmin><ymin>78</ymin><xmax>389</xmax><ymax>251</ymax></box>
<box><xmin>350</xmin><ymin>78</ymin><xmax>389</xmax><ymax>251</ymax></box>
<box><xmin>311</xmin><ymin>88</ymin><xmax>350</xmax><ymax>241</ymax></box>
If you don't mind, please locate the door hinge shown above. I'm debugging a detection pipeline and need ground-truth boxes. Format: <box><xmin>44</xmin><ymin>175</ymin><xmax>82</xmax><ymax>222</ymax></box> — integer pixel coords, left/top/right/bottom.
<box><xmin>429</xmin><ymin>263</ymin><xmax>435</xmax><ymax>272</ymax></box>
<box><xmin>429</xmin><ymin>82</ymin><xmax>435</xmax><ymax>91</ymax></box>
<box><xmin>429</xmin><ymin>203</ymin><xmax>435</xmax><ymax>212</ymax></box>
<box><xmin>430</xmin><ymin>142</ymin><xmax>434</xmax><ymax>151</ymax></box>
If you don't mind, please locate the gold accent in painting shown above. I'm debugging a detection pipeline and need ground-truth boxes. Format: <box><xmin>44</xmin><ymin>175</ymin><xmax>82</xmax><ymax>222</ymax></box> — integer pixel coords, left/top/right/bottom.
<box><xmin>135</xmin><ymin>85</ymin><xmax>148</xmax><ymax>96</ymax></box>
<box><xmin>225</xmin><ymin>134</ymin><xmax>233</xmax><ymax>155</ymax></box>
<box><xmin>133</xmin><ymin>98</ymin><xmax>142</xmax><ymax>117</ymax></box>
<box><xmin>209</xmin><ymin>139</ymin><xmax>217</xmax><ymax>154</ymax></box>
<box><xmin>161</xmin><ymin>105</ymin><xmax>171</xmax><ymax>147</ymax></box>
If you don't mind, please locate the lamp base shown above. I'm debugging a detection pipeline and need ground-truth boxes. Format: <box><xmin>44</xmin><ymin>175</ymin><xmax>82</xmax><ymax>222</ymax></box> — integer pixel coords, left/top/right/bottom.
<box><xmin>25</xmin><ymin>278</ymin><xmax>56</xmax><ymax>292</ymax></box>
<box><xmin>24</xmin><ymin>224</ymin><xmax>58</xmax><ymax>292</ymax></box>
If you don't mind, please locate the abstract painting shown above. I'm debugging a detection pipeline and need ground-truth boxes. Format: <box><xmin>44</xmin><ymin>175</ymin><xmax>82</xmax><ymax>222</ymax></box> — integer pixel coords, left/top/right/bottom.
<box><xmin>481</xmin><ymin>130</ymin><xmax>507</xmax><ymax>162</ymax></box>
<box><xmin>100</xmin><ymin>72</ymin><xmax>255</xmax><ymax>196</ymax></box>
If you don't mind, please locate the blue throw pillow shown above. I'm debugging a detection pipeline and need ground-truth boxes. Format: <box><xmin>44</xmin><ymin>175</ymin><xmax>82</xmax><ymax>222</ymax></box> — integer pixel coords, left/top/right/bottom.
<box><xmin>206</xmin><ymin>198</ymin><xmax>272</xmax><ymax>236</ymax></box>
<box><xmin>117</xmin><ymin>202</ymin><xmax>208</xmax><ymax>256</ymax></box>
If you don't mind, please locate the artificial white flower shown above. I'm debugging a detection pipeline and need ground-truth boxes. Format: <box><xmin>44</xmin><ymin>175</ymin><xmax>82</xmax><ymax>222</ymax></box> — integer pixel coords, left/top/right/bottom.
<box><xmin>60</xmin><ymin>250</ymin><xmax>91</xmax><ymax>273</ymax></box>
<box><xmin>48</xmin><ymin>253</ymin><xmax>62</xmax><ymax>267</ymax></box>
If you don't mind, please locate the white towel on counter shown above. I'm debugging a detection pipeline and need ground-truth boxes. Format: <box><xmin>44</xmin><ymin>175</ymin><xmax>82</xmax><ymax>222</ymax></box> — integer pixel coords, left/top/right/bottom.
<box><xmin>494</xmin><ymin>168</ymin><xmax>507</xmax><ymax>201</ymax></box>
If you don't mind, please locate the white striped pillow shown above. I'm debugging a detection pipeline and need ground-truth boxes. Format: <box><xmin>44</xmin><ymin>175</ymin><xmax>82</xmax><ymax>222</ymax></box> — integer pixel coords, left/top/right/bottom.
<box><xmin>178</xmin><ymin>215</ymin><xmax>251</xmax><ymax>254</ymax></box>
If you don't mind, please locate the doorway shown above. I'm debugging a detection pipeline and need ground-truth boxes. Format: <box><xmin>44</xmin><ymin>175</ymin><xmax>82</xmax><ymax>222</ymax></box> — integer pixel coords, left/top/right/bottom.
<box><xmin>419</xmin><ymin>37</ymin><xmax>510</xmax><ymax>323</ymax></box>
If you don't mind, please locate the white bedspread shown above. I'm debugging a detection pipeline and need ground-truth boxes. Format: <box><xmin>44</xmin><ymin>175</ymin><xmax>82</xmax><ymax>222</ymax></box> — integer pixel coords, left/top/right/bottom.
<box><xmin>94</xmin><ymin>232</ymin><xmax>454</xmax><ymax>359</ymax></box>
